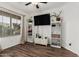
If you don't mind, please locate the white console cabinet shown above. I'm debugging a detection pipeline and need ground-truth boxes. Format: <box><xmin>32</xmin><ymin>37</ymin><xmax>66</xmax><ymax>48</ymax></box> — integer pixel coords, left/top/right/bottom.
<box><xmin>34</xmin><ymin>37</ymin><xmax>48</xmax><ymax>46</ymax></box>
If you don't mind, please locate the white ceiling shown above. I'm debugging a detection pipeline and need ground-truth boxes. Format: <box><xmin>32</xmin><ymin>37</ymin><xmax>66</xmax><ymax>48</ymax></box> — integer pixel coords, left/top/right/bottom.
<box><xmin>0</xmin><ymin>2</ymin><xmax>67</xmax><ymax>15</ymax></box>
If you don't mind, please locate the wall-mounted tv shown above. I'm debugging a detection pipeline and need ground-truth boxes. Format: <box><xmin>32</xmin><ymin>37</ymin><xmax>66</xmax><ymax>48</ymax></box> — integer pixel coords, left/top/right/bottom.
<box><xmin>34</xmin><ymin>14</ymin><xmax>50</xmax><ymax>26</ymax></box>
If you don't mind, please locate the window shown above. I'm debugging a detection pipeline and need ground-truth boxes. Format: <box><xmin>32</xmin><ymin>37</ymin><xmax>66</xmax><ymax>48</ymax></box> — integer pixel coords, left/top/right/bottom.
<box><xmin>0</xmin><ymin>10</ymin><xmax>21</xmax><ymax>37</ymax></box>
<box><xmin>2</xmin><ymin>16</ymin><xmax>11</xmax><ymax>37</ymax></box>
<box><xmin>12</xmin><ymin>18</ymin><xmax>21</xmax><ymax>35</ymax></box>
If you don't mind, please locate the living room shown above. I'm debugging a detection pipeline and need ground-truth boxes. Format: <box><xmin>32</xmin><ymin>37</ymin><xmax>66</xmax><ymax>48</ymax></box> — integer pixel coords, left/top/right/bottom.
<box><xmin>0</xmin><ymin>1</ymin><xmax>79</xmax><ymax>58</ymax></box>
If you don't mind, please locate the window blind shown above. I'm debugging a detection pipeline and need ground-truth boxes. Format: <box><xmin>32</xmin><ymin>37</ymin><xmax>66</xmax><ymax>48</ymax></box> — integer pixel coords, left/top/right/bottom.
<box><xmin>0</xmin><ymin>10</ymin><xmax>21</xmax><ymax>19</ymax></box>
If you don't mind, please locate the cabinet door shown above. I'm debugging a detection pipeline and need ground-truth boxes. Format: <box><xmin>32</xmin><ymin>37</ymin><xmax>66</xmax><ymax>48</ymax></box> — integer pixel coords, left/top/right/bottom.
<box><xmin>34</xmin><ymin>38</ymin><xmax>41</xmax><ymax>44</ymax></box>
<box><xmin>41</xmin><ymin>39</ymin><xmax>48</xmax><ymax>45</ymax></box>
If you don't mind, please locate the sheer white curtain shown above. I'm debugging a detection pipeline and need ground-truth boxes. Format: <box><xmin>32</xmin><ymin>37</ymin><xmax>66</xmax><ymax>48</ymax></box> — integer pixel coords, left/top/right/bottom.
<box><xmin>20</xmin><ymin>16</ymin><xmax>26</xmax><ymax>44</ymax></box>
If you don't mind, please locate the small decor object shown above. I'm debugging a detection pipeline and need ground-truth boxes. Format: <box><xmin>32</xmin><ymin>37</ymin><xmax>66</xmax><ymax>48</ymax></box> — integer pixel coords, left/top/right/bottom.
<box><xmin>56</xmin><ymin>17</ymin><xmax>60</xmax><ymax>21</ymax></box>
<box><xmin>52</xmin><ymin>11</ymin><xmax>62</xmax><ymax>21</ymax></box>
<box><xmin>28</xmin><ymin>17</ymin><xmax>32</xmax><ymax>22</ymax></box>
<box><xmin>45</xmin><ymin>37</ymin><xmax>47</xmax><ymax>39</ymax></box>
<box><xmin>52</xmin><ymin>24</ymin><xmax>56</xmax><ymax>27</ymax></box>
<box><xmin>38</xmin><ymin>35</ymin><xmax>41</xmax><ymax>38</ymax></box>
<box><xmin>36</xmin><ymin>34</ymin><xmax>38</xmax><ymax>38</ymax></box>
<box><xmin>28</xmin><ymin>19</ymin><xmax>32</xmax><ymax>22</ymax></box>
<box><xmin>36</xmin><ymin>34</ymin><xmax>41</xmax><ymax>38</ymax></box>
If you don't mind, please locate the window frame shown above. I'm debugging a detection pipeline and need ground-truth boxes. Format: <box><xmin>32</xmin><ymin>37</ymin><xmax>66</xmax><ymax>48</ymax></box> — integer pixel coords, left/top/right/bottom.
<box><xmin>0</xmin><ymin>14</ymin><xmax>21</xmax><ymax>37</ymax></box>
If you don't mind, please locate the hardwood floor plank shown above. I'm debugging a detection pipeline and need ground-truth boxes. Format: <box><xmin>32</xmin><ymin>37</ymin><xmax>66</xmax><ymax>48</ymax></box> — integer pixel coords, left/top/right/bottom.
<box><xmin>0</xmin><ymin>42</ymin><xmax>78</xmax><ymax>57</ymax></box>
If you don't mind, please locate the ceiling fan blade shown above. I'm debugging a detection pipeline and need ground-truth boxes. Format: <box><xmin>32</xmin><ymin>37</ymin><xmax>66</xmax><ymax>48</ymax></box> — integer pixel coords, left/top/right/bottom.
<box><xmin>36</xmin><ymin>4</ymin><xmax>39</xmax><ymax>9</ymax></box>
<box><xmin>25</xmin><ymin>2</ymin><xmax>31</xmax><ymax>6</ymax></box>
<box><xmin>40</xmin><ymin>2</ymin><xmax>48</xmax><ymax>4</ymax></box>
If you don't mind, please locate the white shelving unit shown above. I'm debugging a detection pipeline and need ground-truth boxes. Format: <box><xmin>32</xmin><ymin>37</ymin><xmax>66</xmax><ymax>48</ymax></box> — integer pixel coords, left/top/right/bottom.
<box><xmin>50</xmin><ymin>16</ymin><xmax>62</xmax><ymax>48</ymax></box>
<box><xmin>27</xmin><ymin>19</ymin><xmax>33</xmax><ymax>42</ymax></box>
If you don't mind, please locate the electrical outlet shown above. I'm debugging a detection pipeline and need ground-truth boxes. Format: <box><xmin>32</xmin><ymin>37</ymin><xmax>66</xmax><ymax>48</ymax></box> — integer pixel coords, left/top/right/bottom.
<box><xmin>69</xmin><ymin>43</ymin><xmax>71</xmax><ymax>46</ymax></box>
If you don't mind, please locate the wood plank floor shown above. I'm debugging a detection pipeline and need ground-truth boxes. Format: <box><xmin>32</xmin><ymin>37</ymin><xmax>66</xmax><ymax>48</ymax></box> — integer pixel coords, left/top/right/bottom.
<box><xmin>0</xmin><ymin>42</ymin><xmax>78</xmax><ymax>57</ymax></box>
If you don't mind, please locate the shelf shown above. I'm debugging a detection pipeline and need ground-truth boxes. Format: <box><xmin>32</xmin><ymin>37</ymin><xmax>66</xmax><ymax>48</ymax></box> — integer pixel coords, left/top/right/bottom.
<box><xmin>51</xmin><ymin>18</ymin><xmax>62</xmax><ymax>48</ymax></box>
<box><xmin>52</xmin><ymin>39</ymin><xmax>60</xmax><ymax>43</ymax></box>
<box><xmin>28</xmin><ymin>34</ymin><xmax>32</xmax><ymax>36</ymax></box>
<box><xmin>51</xmin><ymin>38</ymin><xmax>61</xmax><ymax>40</ymax></box>
<box><xmin>28</xmin><ymin>20</ymin><xmax>32</xmax><ymax>22</ymax></box>
<box><xmin>28</xmin><ymin>23</ymin><xmax>32</xmax><ymax>25</ymax></box>
<box><xmin>51</xmin><ymin>21</ymin><xmax>61</xmax><ymax>24</ymax></box>
<box><xmin>51</xmin><ymin>45</ymin><xmax>61</xmax><ymax>48</ymax></box>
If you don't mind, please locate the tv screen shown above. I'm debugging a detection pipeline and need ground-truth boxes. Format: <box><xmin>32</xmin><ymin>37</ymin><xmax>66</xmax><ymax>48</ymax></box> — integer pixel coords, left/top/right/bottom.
<box><xmin>34</xmin><ymin>14</ymin><xmax>50</xmax><ymax>26</ymax></box>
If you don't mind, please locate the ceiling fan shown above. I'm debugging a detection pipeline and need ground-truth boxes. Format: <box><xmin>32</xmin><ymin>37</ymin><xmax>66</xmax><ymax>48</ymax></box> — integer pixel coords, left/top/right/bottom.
<box><xmin>25</xmin><ymin>2</ymin><xmax>48</xmax><ymax>9</ymax></box>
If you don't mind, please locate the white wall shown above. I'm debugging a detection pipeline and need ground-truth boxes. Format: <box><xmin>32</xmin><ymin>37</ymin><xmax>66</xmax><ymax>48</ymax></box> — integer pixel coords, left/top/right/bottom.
<box><xmin>0</xmin><ymin>35</ymin><xmax>21</xmax><ymax>49</ymax></box>
<box><xmin>62</xmin><ymin>2</ymin><xmax>79</xmax><ymax>55</ymax></box>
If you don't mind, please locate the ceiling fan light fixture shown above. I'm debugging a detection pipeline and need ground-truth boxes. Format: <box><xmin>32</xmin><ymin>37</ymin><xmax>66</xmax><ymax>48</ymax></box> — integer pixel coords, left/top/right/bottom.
<box><xmin>25</xmin><ymin>2</ymin><xmax>48</xmax><ymax>9</ymax></box>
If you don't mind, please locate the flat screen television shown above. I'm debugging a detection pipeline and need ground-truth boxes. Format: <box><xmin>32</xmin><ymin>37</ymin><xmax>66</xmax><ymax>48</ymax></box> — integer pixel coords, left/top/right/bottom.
<box><xmin>34</xmin><ymin>14</ymin><xmax>50</xmax><ymax>26</ymax></box>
